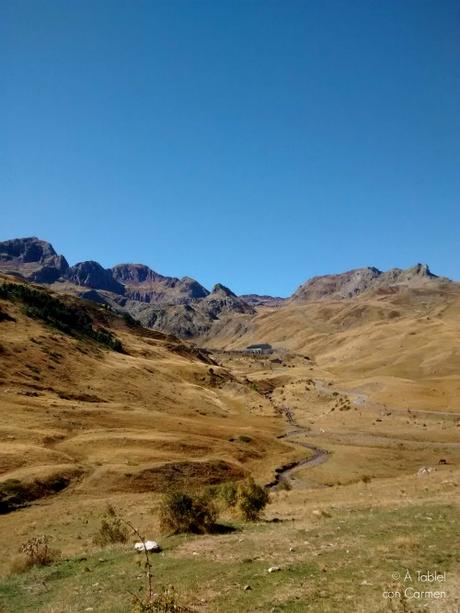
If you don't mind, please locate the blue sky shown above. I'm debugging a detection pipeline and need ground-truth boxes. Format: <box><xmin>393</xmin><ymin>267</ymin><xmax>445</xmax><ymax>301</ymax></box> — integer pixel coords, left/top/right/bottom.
<box><xmin>1</xmin><ymin>0</ymin><xmax>459</xmax><ymax>296</ymax></box>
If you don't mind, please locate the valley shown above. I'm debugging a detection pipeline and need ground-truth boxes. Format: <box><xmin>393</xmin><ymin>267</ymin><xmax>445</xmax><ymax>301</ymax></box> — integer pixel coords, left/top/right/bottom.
<box><xmin>0</xmin><ymin>240</ymin><xmax>459</xmax><ymax>612</ymax></box>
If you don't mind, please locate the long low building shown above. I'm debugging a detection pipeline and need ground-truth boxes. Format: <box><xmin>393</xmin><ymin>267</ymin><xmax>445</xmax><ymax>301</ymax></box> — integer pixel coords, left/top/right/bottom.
<box><xmin>245</xmin><ymin>343</ymin><xmax>273</xmax><ymax>355</ymax></box>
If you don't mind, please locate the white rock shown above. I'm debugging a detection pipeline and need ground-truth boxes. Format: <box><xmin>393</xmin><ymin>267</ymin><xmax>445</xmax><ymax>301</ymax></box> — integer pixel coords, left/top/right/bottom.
<box><xmin>134</xmin><ymin>540</ymin><xmax>160</xmax><ymax>552</ymax></box>
<box><xmin>417</xmin><ymin>466</ymin><xmax>433</xmax><ymax>477</ymax></box>
<box><xmin>268</xmin><ymin>566</ymin><xmax>281</xmax><ymax>573</ymax></box>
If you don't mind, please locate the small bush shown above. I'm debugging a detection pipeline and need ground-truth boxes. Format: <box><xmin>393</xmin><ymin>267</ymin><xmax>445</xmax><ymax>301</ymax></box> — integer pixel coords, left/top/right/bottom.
<box><xmin>12</xmin><ymin>535</ymin><xmax>59</xmax><ymax>572</ymax></box>
<box><xmin>94</xmin><ymin>504</ymin><xmax>129</xmax><ymax>546</ymax></box>
<box><xmin>159</xmin><ymin>492</ymin><xmax>217</xmax><ymax>535</ymax></box>
<box><xmin>215</xmin><ymin>481</ymin><xmax>238</xmax><ymax>507</ymax></box>
<box><xmin>203</xmin><ymin>481</ymin><xmax>237</xmax><ymax>511</ymax></box>
<box><xmin>235</xmin><ymin>478</ymin><xmax>270</xmax><ymax>521</ymax></box>
<box><xmin>204</xmin><ymin>478</ymin><xmax>269</xmax><ymax>521</ymax></box>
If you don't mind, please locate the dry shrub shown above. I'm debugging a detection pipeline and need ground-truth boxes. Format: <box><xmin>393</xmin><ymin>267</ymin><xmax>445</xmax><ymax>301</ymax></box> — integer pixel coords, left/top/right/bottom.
<box><xmin>159</xmin><ymin>492</ymin><xmax>217</xmax><ymax>535</ymax></box>
<box><xmin>11</xmin><ymin>535</ymin><xmax>59</xmax><ymax>573</ymax></box>
<box><xmin>94</xmin><ymin>504</ymin><xmax>129</xmax><ymax>546</ymax></box>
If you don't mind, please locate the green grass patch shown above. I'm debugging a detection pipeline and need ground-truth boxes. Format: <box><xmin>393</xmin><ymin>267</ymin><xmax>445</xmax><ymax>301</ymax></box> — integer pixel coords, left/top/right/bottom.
<box><xmin>0</xmin><ymin>502</ymin><xmax>458</xmax><ymax>612</ymax></box>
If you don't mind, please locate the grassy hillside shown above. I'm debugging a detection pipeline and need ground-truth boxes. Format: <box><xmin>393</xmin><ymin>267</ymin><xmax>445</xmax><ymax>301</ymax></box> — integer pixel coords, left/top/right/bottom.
<box><xmin>0</xmin><ymin>275</ymin><xmax>300</xmax><ymax>514</ymax></box>
<box><xmin>202</xmin><ymin>287</ymin><xmax>460</xmax><ymax>411</ymax></box>
<box><xmin>0</xmin><ymin>274</ymin><xmax>459</xmax><ymax>612</ymax></box>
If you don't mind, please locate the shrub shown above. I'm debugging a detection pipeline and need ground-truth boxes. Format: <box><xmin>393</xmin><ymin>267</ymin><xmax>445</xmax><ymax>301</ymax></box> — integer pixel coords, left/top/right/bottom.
<box><xmin>204</xmin><ymin>478</ymin><xmax>269</xmax><ymax>521</ymax></box>
<box><xmin>215</xmin><ymin>481</ymin><xmax>238</xmax><ymax>508</ymax></box>
<box><xmin>94</xmin><ymin>504</ymin><xmax>129</xmax><ymax>546</ymax></box>
<box><xmin>235</xmin><ymin>478</ymin><xmax>270</xmax><ymax>521</ymax></box>
<box><xmin>159</xmin><ymin>492</ymin><xmax>217</xmax><ymax>534</ymax></box>
<box><xmin>203</xmin><ymin>481</ymin><xmax>237</xmax><ymax>511</ymax></box>
<box><xmin>11</xmin><ymin>535</ymin><xmax>59</xmax><ymax>572</ymax></box>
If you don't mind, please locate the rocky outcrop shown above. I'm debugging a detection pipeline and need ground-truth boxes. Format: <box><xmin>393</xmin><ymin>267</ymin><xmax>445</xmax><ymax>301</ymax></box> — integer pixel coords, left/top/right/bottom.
<box><xmin>292</xmin><ymin>267</ymin><xmax>382</xmax><ymax>301</ymax></box>
<box><xmin>111</xmin><ymin>264</ymin><xmax>209</xmax><ymax>304</ymax></box>
<box><xmin>0</xmin><ymin>237</ymin><xmax>69</xmax><ymax>283</ymax></box>
<box><xmin>291</xmin><ymin>264</ymin><xmax>447</xmax><ymax>303</ymax></box>
<box><xmin>124</xmin><ymin>283</ymin><xmax>255</xmax><ymax>338</ymax></box>
<box><xmin>241</xmin><ymin>294</ymin><xmax>286</xmax><ymax>307</ymax></box>
<box><xmin>111</xmin><ymin>263</ymin><xmax>165</xmax><ymax>284</ymax></box>
<box><xmin>128</xmin><ymin>302</ymin><xmax>213</xmax><ymax>339</ymax></box>
<box><xmin>198</xmin><ymin>284</ymin><xmax>255</xmax><ymax>320</ymax></box>
<box><xmin>66</xmin><ymin>261</ymin><xmax>125</xmax><ymax>294</ymax></box>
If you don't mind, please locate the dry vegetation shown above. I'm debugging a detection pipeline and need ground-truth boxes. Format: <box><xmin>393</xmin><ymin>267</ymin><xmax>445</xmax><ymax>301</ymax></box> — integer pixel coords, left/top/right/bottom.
<box><xmin>0</xmin><ymin>274</ymin><xmax>459</xmax><ymax>611</ymax></box>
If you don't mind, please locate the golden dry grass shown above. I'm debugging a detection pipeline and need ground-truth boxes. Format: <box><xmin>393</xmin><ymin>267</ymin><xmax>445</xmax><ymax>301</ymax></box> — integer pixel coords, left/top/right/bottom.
<box><xmin>1</xmin><ymin>275</ymin><xmax>460</xmax><ymax>611</ymax></box>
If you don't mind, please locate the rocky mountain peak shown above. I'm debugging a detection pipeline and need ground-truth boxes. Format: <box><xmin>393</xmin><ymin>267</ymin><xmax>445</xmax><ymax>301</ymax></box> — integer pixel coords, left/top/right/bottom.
<box><xmin>211</xmin><ymin>283</ymin><xmax>236</xmax><ymax>297</ymax></box>
<box><xmin>178</xmin><ymin>277</ymin><xmax>210</xmax><ymax>300</ymax></box>
<box><xmin>66</xmin><ymin>261</ymin><xmax>125</xmax><ymax>295</ymax></box>
<box><xmin>291</xmin><ymin>263</ymin><xmax>444</xmax><ymax>303</ymax></box>
<box><xmin>0</xmin><ymin>237</ymin><xmax>69</xmax><ymax>282</ymax></box>
<box><xmin>408</xmin><ymin>263</ymin><xmax>435</xmax><ymax>277</ymax></box>
<box><xmin>0</xmin><ymin>236</ymin><xmax>57</xmax><ymax>262</ymax></box>
<box><xmin>111</xmin><ymin>263</ymin><xmax>164</xmax><ymax>284</ymax></box>
<box><xmin>291</xmin><ymin>267</ymin><xmax>382</xmax><ymax>302</ymax></box>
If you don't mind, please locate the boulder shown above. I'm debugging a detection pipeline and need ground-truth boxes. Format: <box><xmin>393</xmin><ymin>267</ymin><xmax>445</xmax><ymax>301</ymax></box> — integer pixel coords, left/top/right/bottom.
<box><xmin>134</xmin><ymin>540</ymin><xmax>161</xmax><ymax>553</ymax></box>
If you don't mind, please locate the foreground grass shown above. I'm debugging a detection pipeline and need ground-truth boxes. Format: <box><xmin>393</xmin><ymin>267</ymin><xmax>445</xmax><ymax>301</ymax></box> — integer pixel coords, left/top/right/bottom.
<box><xmin>0</xmin><ymin>501</ymin><xmax>459</xmax><ymax>612</ymax></box>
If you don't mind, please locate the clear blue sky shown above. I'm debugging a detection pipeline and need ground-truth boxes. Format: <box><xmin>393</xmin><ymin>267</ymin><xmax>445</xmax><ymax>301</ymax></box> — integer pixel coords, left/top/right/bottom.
<box><xmin>1</xmin><ymin>0</ymin><xmax>459</xmax><ymax>296</ymax></box>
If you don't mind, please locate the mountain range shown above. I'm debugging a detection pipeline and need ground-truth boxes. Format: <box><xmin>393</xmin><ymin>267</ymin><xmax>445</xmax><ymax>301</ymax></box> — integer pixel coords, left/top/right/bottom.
<box><xmin>0</xmin><ymin>236</ymin><xmax>455</xmax><ymax>339</ymax></box>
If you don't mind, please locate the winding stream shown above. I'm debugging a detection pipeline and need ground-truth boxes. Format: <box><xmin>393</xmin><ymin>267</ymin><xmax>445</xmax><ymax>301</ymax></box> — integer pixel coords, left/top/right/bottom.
<box><xmin>265</xmin><ymin>428</ymin><xmax>330</xmax><ymax>489</ymax></box>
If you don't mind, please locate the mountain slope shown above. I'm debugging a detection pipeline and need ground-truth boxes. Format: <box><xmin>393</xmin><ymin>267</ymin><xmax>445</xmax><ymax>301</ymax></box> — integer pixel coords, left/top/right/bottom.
<box><xmin>0</xmin><ymin>273</ymin><xmax>296</xmax><ymax>505</ymax></box>
<box><xmin>0</xmin><ymin>237</ymin><xmax>69</xmax><ymax>283</ymax></box>
<box><xmin>203</xmin><ymin>283</ymin><xmax>460</xmax><ymax>410</ymax></box>
<box><xmin>290</xmin><ymin>263</ymin><xmax>450</xmax><ymax>302</ymax></box>
<box><xmin>111</xmin><ymin>263</ymin><xmax>209</xmax><ymax>304</ymax></box>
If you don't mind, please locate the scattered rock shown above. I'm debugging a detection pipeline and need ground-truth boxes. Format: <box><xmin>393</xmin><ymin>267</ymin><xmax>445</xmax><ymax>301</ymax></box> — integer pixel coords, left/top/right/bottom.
<box><xmin>417</xmin><ymin>466</ymin><xmax>433</xmax><ymax>477</ymax></box>
<box><xmin>243</xmin><ymin>585</ymin><xmax>252</xmax><ymax>591</ymax></box>
<box><xmin>268</xmin><ymin>566</ymin><xmax>281</xmax><ymax>573</ymax></box>
<box><xmin>312</xmin><ymin>509</ymin><xmax>331</xmax><ymax>519</ymax></box>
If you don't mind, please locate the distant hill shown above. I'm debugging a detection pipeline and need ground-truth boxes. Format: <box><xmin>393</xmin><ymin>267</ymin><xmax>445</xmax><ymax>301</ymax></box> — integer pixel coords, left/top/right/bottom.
<box><xmin>290</xmin><ymin>264</ymin><xmax>450</xmax><ymax>302</ymax></box>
